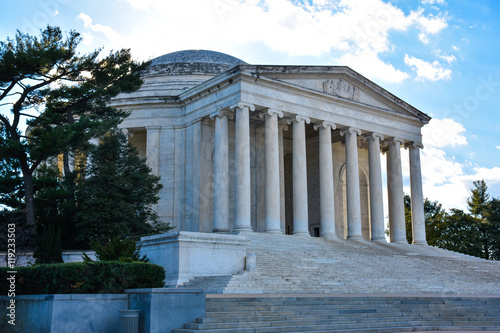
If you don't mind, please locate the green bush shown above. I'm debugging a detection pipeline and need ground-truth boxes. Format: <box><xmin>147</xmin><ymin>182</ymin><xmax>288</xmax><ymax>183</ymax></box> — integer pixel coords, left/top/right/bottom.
<box><xmin>84</xmin><ymin>236</ymin><xmax>148</xmax><ymax>262</ymax></box>
<box><xmin>0</xmin><ymin>261</ymin><xmax>165</xmax><ymax>295</ymax></box>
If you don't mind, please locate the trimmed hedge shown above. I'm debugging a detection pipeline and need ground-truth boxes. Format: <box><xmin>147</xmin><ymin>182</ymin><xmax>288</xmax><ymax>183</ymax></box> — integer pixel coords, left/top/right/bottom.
<box><xmin>0</xmin><ymin>261</ymin><xmax>165</xmax><ymax>295</ymax></box>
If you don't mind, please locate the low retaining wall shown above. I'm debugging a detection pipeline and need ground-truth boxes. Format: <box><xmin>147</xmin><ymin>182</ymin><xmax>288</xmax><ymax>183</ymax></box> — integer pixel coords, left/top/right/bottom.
<box><xmin>140</xmin><ymin>231</ymin><xmax>249</xmax><ymax>286</ymax></box>
<box><xmin>0</xmin><ymin>294</ymin><xmax>128</xmax><ymax>333</ymax></box>
<box><xmin>0</xmin><ymin>251</ymin><xmax>96</xmax><ymax>267</ymax></box>
<box><xmin>0</xmin><ymin>289</ymin><xmax>204</xmax><ymax>333</ymax></box>
<box><xmin>126</xmin><ymin>288</ymin><xmax>205</xmax><ymax>333</ymax></box>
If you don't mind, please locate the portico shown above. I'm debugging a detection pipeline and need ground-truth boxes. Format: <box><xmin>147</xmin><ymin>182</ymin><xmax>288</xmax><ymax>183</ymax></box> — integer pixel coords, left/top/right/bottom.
<box><xmin>111</xmin><ymin>50</ymin><xmax>430</xmax><ymax>245</ymax></box>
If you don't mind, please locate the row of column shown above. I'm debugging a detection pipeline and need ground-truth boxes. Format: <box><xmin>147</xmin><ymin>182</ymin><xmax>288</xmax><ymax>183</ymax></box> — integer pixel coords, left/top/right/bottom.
<box><xmin>209</xmin><ymin>102</ymin><xmax>426</xmax><ymax>245</ymax></box>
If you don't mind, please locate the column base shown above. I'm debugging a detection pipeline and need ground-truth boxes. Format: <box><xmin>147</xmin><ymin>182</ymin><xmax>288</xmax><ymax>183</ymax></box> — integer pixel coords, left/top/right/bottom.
<box><xmin>391</xmin><ymin>239</ymin><xmax>408</xmax><ymax>244</ymax></box>
<box><xmin>347</xmin><ymin>235</ymin><xmax>363</xmax><ymax>240</ymax></box>
<box><xmin>371</xmin><ymin>237</ymin><xmax>387</xmax><ymax>242</ymax></box>
<box><xmin>293</xmin><ymin>231</ymin><xmax>310</xmax><ymax>237</ymax></box>
<box><xmin>264</xmin><ymin>229</ymin><xmax>282</xmax><ymax>234</ymax></box>
<box><xmin>412</xmin><ymin>240</ymin><xmax>428</xmax><ymax>245</ymax></box>
<box><xmin>320</xmin><ymin>233</ymin><xmax>338</xmax><ymax>240</ymax></box>
<box><xmin>233</xmin><ymin>227</ymin><xmax>253</xmax><ymax>233</ymax></box>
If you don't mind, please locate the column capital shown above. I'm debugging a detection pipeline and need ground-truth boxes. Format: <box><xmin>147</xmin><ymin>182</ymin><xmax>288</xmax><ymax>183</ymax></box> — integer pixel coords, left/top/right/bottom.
<box><xmin>405</xmin><ymin>141</ymin><xmax>424</xmax><ymax>149</ymax></box>
<box><xmin>339</xmin><ymin>127</ymin><xmax>362</xmax><ymax>137</ymax></box>
<box><xmin>210</xmin><ymin>109</ymin><xmax>234</xmax><ymax>120</ymax></box>
<box><xmin>230</xmin><ymin>101</ymin><xmax>255</xmax><ymax>112</ymax></box>
<box><xmin>384</xmin><ymin>137</ymin><xmax>404</xmax><ymax>146</ymax></box>
<box><xmin>146</xmin><ymin>125</ymin><xmax>161</xmax><ymax>131</ymax></box>
<box><xmin>286</xmin><ymin>115</ymin><xmax>311</xmax><ymax>125</ymax></box>
<box><xmin>362</xmin><ymin>132</ymin><xmax>384</xmax><ymax>142</ymax></box>
<box><xmin>313</xmin><ymin>121</ymin><xmax>336</xmax><ymax>131</ymax></box>
<box><xmin>259</xmin><ymin>108</ymin><xmax>284</xmax><ymax>119</ymax></box>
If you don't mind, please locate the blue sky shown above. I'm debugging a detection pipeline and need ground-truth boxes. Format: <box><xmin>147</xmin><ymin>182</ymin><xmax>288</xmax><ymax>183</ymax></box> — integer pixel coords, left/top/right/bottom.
<box><xmin>1</xmin><ymin>0</ymin><xmax>499</xmax><ymax>210</ymax></box>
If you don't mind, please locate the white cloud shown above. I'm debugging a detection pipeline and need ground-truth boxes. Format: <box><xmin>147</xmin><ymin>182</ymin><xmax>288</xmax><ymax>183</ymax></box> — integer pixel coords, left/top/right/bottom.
<box><xmin>405</xmin><ymin>118</ymin><xmax>500</xmax><ymax>210</ymax></box>
<box><xmin>497</xmin><ymin>146</ymin><xmax>500</xmax><ymax>150</ymax></box>
<box><xmin>452</xmin><ymin>45</ymin><xmax>460</xmax><ymax>51</ymax></box>
<box><xmin>77</xmin><ymin>12</ymin><xmax>124</xmax><ymax>46</ymax></box>
<box><xmin>81</xmin><ymin>32</ymin><xmax>95</xmax><ymax>46</ymax></box>
<box><xmin>421</xmin><ymin>0</ymin><xmax>445</xmax><ymax>4</ymax></box>
<box><xmin>404</xmin><ymin>54</ymin><xmax>452</xmax><ymax>81</ymax></box>
<box><xmin>418</xmin><ymin>32</ymin><xmax>429</xmax><ymax>44</ymax></box>
<box><xmin>422</xmin><ymin>118</ymin><xmax>467</xmax><ymax>148</ymax></box>
<box><xmin>410</xmin><ymin>9</ymin><xmax>448</xmax><ymax>34</ymax></box>
<box><xmin>78</xmin><ymin>0</ymin><xmax>450</xmax><ymax>83</ymax></box>
<box><xmin>439</xmin><ymin>54</ymin><xmax>456</xmax><ymax>63</ymax></box>
<box><xmin>333</xmin><ymin>49</ymin><xmax>410</xmax><ymax>83</ymax></box>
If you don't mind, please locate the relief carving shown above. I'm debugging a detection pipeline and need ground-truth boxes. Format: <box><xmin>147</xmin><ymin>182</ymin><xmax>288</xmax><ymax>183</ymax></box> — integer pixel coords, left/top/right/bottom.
<box><xmin>322</xmin><ymin>78</ymin><xmax>361</xmax><ymax>102</ymax></box>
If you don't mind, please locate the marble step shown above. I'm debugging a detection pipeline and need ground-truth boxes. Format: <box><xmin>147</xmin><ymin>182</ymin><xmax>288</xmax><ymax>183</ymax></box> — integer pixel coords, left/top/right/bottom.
<box><xmin>173</xmin><ymin>296</ymin><xmax>500</xmax><ymax>333</ymax></box>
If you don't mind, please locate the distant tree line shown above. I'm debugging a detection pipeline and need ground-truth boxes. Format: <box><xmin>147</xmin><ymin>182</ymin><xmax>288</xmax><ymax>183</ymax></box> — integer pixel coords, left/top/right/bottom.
<box><xmin>405</xmin><ymin>180</ymin><xmax>500</xmax><ymax>260</ymax></box>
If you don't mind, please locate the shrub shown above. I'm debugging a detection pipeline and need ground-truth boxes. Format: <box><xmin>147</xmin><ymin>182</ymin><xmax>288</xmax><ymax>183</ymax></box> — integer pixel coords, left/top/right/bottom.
<box><xmin>0</xmin><ymin>261</ymin><xmax>165</xmax><ymax>295</ymax></box>
<box><xmin>83</xmin><ymin>236</ymin><xmax>148</xmax><ymax>262</ymax></box>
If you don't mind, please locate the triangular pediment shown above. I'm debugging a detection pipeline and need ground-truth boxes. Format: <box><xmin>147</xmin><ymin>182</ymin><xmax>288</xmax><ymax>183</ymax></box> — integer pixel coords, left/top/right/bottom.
<box><xmin>240</xmin><ymin>66</ymin><xmax>430</xmax><ymax>123</ymax></box>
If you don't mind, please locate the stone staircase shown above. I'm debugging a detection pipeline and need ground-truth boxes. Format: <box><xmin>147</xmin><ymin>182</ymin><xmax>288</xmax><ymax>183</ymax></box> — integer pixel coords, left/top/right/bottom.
<box><xmin>180</xmin><ymin>233</ymin><xmax>500</xmax><ymax>295</ymax></box>
<box><xmin>175</xmin><ymin>233</ymin><xmax>500</xmax><ymax>332</ymax></box>
<box><xmin>173</xmin><ymin>295</ymin><xmax>500</xmax><ymax>332</ymax></box>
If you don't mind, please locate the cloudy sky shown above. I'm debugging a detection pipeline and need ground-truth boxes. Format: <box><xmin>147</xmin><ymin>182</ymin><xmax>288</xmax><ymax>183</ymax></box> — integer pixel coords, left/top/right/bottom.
<box><xmin>1</xmin><ymin>0</ymin><xmax>499</xmax><ymax>211</ymax></box>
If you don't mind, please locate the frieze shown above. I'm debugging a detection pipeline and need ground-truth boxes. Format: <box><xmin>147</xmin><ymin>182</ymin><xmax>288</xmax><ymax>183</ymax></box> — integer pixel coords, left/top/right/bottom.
<box><xmin>323</xmin><ymin>79</ymin><xmax>361</xmax><ymax>102</ymax></box>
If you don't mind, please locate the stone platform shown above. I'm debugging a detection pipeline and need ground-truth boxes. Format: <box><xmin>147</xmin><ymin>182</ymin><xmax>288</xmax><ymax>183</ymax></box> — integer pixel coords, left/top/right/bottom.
<box><xmin>180</xmin><ymin>232</ymin><xmax>500</xmax><ymax>295</ymax></box>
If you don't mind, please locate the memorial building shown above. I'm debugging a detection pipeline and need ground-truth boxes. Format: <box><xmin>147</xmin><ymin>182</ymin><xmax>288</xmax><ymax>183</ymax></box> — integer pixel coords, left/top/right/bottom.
<box><xmin>111</xmin><ymin>49</ymin><xmax>430</xmax><ymax>247</ymax></box>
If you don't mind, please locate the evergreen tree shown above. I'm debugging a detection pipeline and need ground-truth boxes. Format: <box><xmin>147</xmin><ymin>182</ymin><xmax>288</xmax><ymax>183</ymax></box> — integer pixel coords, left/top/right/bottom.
<box><xmin>403</xmin><ymin>194</ymin><xmax>445</xmax><ymax>244</ymax></box>
<box><xmin>433</xmin><ymin>208</ymin><xmax>483</xmax><ymax>257</ymax></box>
<box><xmin>0</xmin><ymin>26</ymin><xmax>148</xmax><ymax>242</ymax></box>
<box><xmin>486</xmin><ymin>198</ymin><xmax>500</xmax><ymax>260</ymax></box>
<box><xmin>0</xmin><ymin>125</ymin><xmax>24</xmax><ymax>210</ymax></box>
<box><xmin>467</xmin><ymin>180</ymin><xmax>493</xmax><ymax>259</ymax></box>
<box><xmin>34</xmin><ymin>224</ymin><xmax>63</xmax><ymax>264</ymax></box>
<box><xmin>75</xmin><ymin>131</ymin><xmax>171</xmax><ymax>246</ymax></box>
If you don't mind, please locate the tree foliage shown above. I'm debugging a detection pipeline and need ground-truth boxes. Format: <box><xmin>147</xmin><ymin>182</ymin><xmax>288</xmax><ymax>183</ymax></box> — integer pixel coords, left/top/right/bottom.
<box><xmin>0</xmin><ymin>26</ymin><xmax>147</xmax><ymax>240</ymax></box>
<box><xmin>83</xmin><ymin>236</ymin><xmax>148</xmax><ymax>263</ymax></box>
<box><xmin>74</xmin><ymin>131</ymin><xmax>171</xmax><ymax>246</ymax></box>
<box><xmin>405</xmin><ymin>180</ymin><xmax>500</xmax><ymax>260</ymax></box>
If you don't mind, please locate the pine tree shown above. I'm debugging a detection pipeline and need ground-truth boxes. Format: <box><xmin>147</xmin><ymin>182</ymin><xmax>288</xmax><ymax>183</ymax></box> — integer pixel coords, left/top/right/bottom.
<box><xmin>75</xmin><ymin>131</ymin><xmax>171</xmax><ymax>246</ymax></box>
<box><xmin>0</xmin><ymin>26</ymin><xmax>148</xmax><ymax>242</ymax></box>
<box><xmin>467</xmin><ymin>180</ymin><xmax>493</xmax><ymax>259</ymax></box>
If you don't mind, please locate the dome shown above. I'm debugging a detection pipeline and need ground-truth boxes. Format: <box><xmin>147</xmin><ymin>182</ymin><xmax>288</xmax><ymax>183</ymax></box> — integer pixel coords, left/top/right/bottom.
<box><xmin>143</xmin><ymin>50</ymin><xmax>246</xmax><ymax>77</ymax></box>
<box><xmin>151</xmin><ymin>50</ymin><xmax>246</xmax><ymax>67</ymax></box>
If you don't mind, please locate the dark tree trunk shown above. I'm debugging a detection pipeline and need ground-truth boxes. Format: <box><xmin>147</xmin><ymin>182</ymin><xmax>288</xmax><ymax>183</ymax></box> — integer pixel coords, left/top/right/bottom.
<box><xmin>21</xmin><ymin>166</ymin><xmax>36</xmax><ymax>242</ymax></box>
<box><xmin>63</xmin><ymin>151</ymin><xmax>71</xmax><ymax>177</ymax></box>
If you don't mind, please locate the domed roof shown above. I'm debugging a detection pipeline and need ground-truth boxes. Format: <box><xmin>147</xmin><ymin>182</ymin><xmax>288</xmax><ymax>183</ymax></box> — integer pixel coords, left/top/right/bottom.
<box><xmin>151</xmin><ymin>50</ymin><xmax>246</xmax><ymax>67</ymax></box>
<box><xmin>143</xmin><ymin>50</ymin><xmax>246</xmax><ymax>78</ymax></box>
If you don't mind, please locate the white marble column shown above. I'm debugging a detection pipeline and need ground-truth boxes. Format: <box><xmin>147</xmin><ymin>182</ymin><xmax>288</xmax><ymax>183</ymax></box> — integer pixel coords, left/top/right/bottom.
<box><xmin>366</xmin><ymin>133</ymin><xmax>386</xmax><ymax>242</ymax></box>
<box><xmin>340</xmin><ymin>127</ymin><xmax>363</xmax><ymax>240</ymax></box>
<box><xmin>314</xmin><ymin>121</ymin><xmax>337</xmax><ymax>239</ymax></box>
<box><xmin>386</xmin><ymin>138</ymin><xmax>406</xmax><ymax>244</ymax></box>
<box><xmin>146</xmin><ymin>126</ymin><xmax>161</xmax><ymax>214</ymax></box>
<box><xmin>210</xmin><ymin>110</ymin><xmax>233</xmax><ymax>232</ymax></box>
<box><xmin>287</xmin><ymin>115</ymin><xmax>311</xmax><ymax>236</ymax></box>
<box><xmin>278</xmin><ymin>121</ymin><xmax>288</xmax><ymax>233</ymax></box>
<box><xmin>231</xmin><ymin>102</ymin><xmax>255</xmax><ymax>232</ymax></box>
<box><xmin>408</xmin><ymin>142</ymin><xmax>427</xmax><ymax>245</ymax></box>
<box><xmin>146</xmin><ymin>126</ymin><xmax>161</xmax><ymax>176</ymax></box>
<box><xmin>260</xmin><ymin>109</ymin><xmax>284</xmax><ymax>234</ymax></box>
